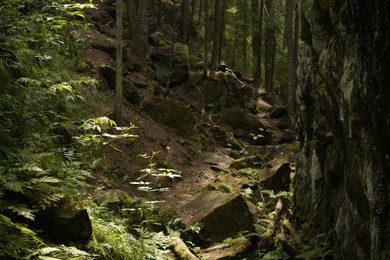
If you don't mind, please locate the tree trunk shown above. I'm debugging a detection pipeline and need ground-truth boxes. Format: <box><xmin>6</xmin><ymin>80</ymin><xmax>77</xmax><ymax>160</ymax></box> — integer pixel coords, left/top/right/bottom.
<box><xmin>264</xmin><ymin>0</ymin><xmax>275</xmax><ymax>93</ymax></box>
<box><xmin>180</xmin><ymin>0</ymin><xmax>190</xmax><ymax>43</ymax></box>
<box><xmin>115</xmin><ymin>0</ymin><xmax>123</xmax><ymax>124</ymax></box>
<box><xmin>251</xmin><ymin>0</ymin><xmax>260</xmax><ymax>76</ymax></box>
<box><xmin>252</xmin><ymin>0</ymin><xmax>264</xmax><ymax>90</ymax></box>
<box><xmin>210</xmin><ymin>0</ymin><xmax>222</xmax><ymax>76</ymax></box>
<box><xmin>202</xmin><ymin>0</ymin><xmax>209</xmax><ymax>78</ymax></box>
<box><xmin>135</xmin><ymin>0</ymin><xmax>150</xmax><ymax>58</ymax></box>
<box><xmin>218</xmin><ymin>0</ymin><xmax>226</xmax><ymax>64</ymax></box>
<box><xmin>125</xmin><ymin>0</ymin><xmax>137</xmax><ymax>39</ymax></box>
<box><xmin>286</xmin><ymin>0</ymin><xmax>295</xmax><ymax>115</ymax></box>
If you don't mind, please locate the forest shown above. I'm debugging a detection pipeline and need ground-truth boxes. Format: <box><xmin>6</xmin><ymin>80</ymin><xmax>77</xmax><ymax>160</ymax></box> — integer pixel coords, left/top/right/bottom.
<box><xmin>0</xmin><ymin>0</ymin><xmax>389</xmax><ymax>259</ymax></box>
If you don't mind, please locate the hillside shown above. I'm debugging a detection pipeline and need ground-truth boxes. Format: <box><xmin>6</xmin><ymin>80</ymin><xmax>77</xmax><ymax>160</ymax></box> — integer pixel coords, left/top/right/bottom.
<box><xmin>77</xmin><ymin>1</ymin><xmax>301</xmax><ymax>258</ymax></box>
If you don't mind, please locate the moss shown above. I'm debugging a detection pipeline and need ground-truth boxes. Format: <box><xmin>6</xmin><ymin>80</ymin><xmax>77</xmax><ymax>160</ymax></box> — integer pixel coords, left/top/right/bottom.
<box><xmin>204</xmin><ymin>183</ymin><xmax>233</xmax><ymax>193</ymax></box>
<box><xmin>174</xmin><ymin>43</ymin><xmax>190</xmax><ymax>67</ymax></box>
<box><xmin>230</xmin><ymin>155</ymin><xmax>266</xmax><ymax>169</ymax></box>
<box><xmin>145</xmin><ymin>97</ymin><xmax>196</xmax><ymax>137</ymax></box>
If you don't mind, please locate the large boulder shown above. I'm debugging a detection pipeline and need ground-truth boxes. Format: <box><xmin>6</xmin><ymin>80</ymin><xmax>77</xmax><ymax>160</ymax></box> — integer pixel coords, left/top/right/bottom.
<box><xmin>259</xmin><ymin>156</ymin><xmax>291</xmax><ymax>191</ymax></box>
<box><xmin>37</xmin><ymin>208</ymin><xmax>92</xmax><ymax>244</ymax></box>
<box><xmin>184</xmin><ymin>190</ymin><xmax>254</xmax><ymax>244</ymax></box>
<box><xmin>142</xmin><ymin>97</ymin><xmax>196</xmax><ymax>137</ymax></box>
<box><xmin>151</xmin><ymin>44</ymin><xmax>190</xmax><ymax>87</ymax></box>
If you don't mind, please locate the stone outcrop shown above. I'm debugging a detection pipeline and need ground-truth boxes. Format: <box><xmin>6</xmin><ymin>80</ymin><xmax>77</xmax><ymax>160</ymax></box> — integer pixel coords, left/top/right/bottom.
<box><xmin>295</xmin><ymin>1</ymin><xmax>390</xmax><ymax>259</ymax></box>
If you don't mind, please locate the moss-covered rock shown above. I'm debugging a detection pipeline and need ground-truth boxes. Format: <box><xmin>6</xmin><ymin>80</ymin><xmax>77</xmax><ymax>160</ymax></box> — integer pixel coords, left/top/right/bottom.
<box><xmin>184</xmin><ymin>190</ymin><xmax>254</xmax><ymax>245</ymax></box>
<box><xmin>143</xmin><ymin>97</ymin><xmax>196</xmax><ymax>137</ymax></box>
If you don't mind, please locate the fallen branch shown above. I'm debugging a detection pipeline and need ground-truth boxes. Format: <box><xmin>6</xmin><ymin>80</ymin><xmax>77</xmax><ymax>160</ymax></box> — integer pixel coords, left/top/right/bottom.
<box><xmin>261</xmin><ymin>199</ymin><xmax>283</xmax><ymax>241</ymax></box>
<box><xmin>171</xmin><ymin>237</ymin><xmax>199</xmax><ymax>260</ymax></box>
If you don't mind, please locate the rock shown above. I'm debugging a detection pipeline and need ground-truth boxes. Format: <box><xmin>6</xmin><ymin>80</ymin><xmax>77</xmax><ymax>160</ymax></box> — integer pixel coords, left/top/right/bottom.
<box><xmin>142</xmin><ymin>97</ymin><xmax>196</xmax><ymax>137</ymax></box>
<box><xmin>184</xmin><ymin>190</ymin><xmax>254</xmax><ymax>244</ymax></box>
<box><xmin>259</xmin><ymin>156</ymin><xmax>290</xmax><ymax>191</ymax></box>
<box><xmin>214</xmin><ymin>108</ymin><xmax>272</xmax><ymax>146</ymax></box>
<box><xmin>100</xmin><ymin>65</ymin><xmax>116</xmax><ymax>89</ymax></box>
<box><xmin>123</xmin><ymin>80</ymin><xmax>142</xmax><ymax>105</ymax></box>
<box><xmin>269</xmin><ymin>106</ymin><xmax>288</xmax><ymax>119</ymax></box>
<box><xmin>151</xmin><ymin>44</ymin><xmax>190</xmax><ymax>87</ymax></box>
<box><xmin>37</xmin><ymin>209</ymin><xmax>92</xmax><ymax>244</ymax></box>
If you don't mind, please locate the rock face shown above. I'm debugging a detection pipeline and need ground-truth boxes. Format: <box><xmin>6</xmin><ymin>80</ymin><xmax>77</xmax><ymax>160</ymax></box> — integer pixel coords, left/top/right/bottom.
<box><xmin>295</xmin><ymin>1</ymin><xmax>390</xmax><ymax>259</ymax></box>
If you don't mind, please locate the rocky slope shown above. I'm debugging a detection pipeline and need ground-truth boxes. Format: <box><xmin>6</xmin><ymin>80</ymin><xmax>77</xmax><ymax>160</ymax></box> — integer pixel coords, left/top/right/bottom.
<box><xmin>77</xmin><ymin>1</ymin><xmax>301</xmax><ymax>258</ymax></box>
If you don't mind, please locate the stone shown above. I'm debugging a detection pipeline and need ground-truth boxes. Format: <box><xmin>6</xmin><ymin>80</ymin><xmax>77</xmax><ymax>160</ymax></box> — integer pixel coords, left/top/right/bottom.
<box><xmin>184</xmin><ymin>190</ymin><xmax>254</xmax><ymax>243</ymax></box>
<box><xmin>259</xmin><ymin>156</ymin><xmax>290</xmax><ymax>191</ymax></box>
<box><xmin>269</xmin><ymin>106</ymin><xmax>288</xmax><ymax>119</ymax></box>
<box><xmin>37</xmin><ymin>209</ymin><xmax>92</xmax><ymax>244</ymax></box>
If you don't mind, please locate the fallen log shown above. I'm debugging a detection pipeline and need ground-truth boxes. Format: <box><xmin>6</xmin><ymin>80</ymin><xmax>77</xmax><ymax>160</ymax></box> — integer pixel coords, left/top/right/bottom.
<box><xmin>171</xmin><ymin>237</ymin><xmax>199</xmax><ymax>260</ymax></box>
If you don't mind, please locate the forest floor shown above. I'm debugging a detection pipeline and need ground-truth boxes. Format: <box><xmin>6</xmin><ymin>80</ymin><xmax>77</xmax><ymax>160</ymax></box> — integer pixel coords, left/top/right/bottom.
<box><xmin>79</xmin><ymin>2</ymin><xmax>299</xmax><ymax>258</ymax></box>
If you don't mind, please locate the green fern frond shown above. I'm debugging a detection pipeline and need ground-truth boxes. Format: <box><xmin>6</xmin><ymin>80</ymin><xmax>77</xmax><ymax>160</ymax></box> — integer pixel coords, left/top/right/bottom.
<box><xmin>9</xmin><ymin>205</ymin><xmax>37</xmax><ymax>220</ymax></box>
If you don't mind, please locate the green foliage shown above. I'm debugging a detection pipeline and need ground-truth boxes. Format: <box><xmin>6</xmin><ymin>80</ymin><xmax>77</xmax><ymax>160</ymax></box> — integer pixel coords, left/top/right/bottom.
<box><xmin>295</xmin><ymin>233</ymin><xmax>332</xmax><ymax>259</ymax></box>
<box><xmin>88</xmin><ymin>204</ymin><xmax>174</xmax><ymax>260</ymax></box>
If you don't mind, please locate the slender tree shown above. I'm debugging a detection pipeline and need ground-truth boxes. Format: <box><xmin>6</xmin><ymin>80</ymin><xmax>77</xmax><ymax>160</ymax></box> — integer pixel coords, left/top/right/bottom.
<box><xmin>253</xmin><ymin>0</ymin><xmax>264</xmax><ymax>90</ymax></box>
<box><xmin>136</xmin><ymin>0</ymin><xmax>151</xmax><ymax>58</ymax></box>
<box><xmin>251</xmin><ymin>0</ymin><xmax>260</xmax><ymax>75</ymax></box>
<box><xmin>115</xmin><ymin>0</ymin><xmax>123</xmax><ymax>123</ymax></box>
<box><xmin>264</xmin><ymin>0</ymin><xmax>276</xmax><ymax>93</ymax></box>
<box><xmin>286</xmin><ymin>0</ymin><xmax>295</xmax><ymax>114</ymax></box>
<box><xmin>210</xmin><ymin>0</ymin><xmax>222</xmax><ymax>75</ymax></box>
<box><xmin>180</xmin><ymin>0</ymin><xmax>191</xmax><ymax>43</ymax></box>
<box><xmin>218</xmin><ymin>0</ymin><xmax>227</xmax><ymax>64</ymax></box>
<box><xmin>125</xmin><ymin>0</ymin><xmax>137</xmax><ymax>39</ymax></box>
<box><xmin>203</xmin><ymin>0</ymin><xmax>209</xmax><ymax>78</ymax></box>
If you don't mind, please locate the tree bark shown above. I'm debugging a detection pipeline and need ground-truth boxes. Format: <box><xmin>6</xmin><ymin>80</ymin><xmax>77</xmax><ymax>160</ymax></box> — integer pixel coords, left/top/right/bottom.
<box><xmin>218</xmin><ymin>0</ymin><xmax>226</xmax><ymax>64</ymax></box>
<box><xmin>210</xmin><ymin>0</ymin><xmax>222</xmax><ymax>76</ymax></box>
<box><xmin>125</xmin><ymin>0</ymin><xmax>137</xmax><ymax>39</ymax></box>
<box><xmin>202</xmin><ymin>0</ymin><xmax>209</xmax><ymax>78</ymax></box>
<box><xmin>180</xmin><ymin>0</ymin><xmax>191</xmax><ymax>43</ymax></box>
<box><xmin>286</xmin><ymin>0</ymin><xmax>295</xmax><ymax>115</ymax></box>
<box><xmin>264</xmin><ymin>0</ymin><xmax>275</xmax><ymax>93</ymax></box>
<box><xmin>135</xmin><ymin>0</ymin><xmax>150</xmax><ymax>58</ymax></box>
<box><xmin>252</xmin><ymin>0</ymin><xmax>264</xmax><ymax>90</ymax></box>
<box><xmin>115</xmin><ymin>0</ymin><xmax>123</xmax><ymax>124</ymax></box>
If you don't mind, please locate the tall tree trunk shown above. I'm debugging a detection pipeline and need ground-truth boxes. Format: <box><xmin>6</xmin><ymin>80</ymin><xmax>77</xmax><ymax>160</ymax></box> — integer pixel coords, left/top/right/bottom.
<box><xmin>264</xmin><ymin>0</ymin><xmax>275</xmax><ymax>93</ymax></box>
<box><xmin>286</xmin><ymin>0</ymin><xmax>294</xmax><ymax>114</ymax></box>
<box><xmin>242</xmin><ymin>37</ymin><xmax>247</xmax><ymax>72</ymax></box>
<box><xmin>135</xmin><ymin>0</ymin><xmax>150</xmax><ymax>58</ymax></box>
<box><xmin>157</xmin><ymin>0</ymin><xmax>162</xmax><ymax>26</ymax></box>
<box><xmin>125</xmin><ymin>0</ymin><xmax>137</xmax><ymax>39</ymax></box>
<box><xmin>218</xmin><ymin>0</ymin><xmax>226</xmax><ymax>64</ymax></box>
<box><xmin>197</xmin><ymin>0</ymin><xmax>203</xmax><ymax>26</ymax></box>
<box><xmin>253</xmin><ymin>0</ymin><xmax>264</xmax><ymax>90</ymax></box>
<box><xmin>180</xmin><ymin>0</ymin><xmax>190</xmax><ymax>43</ymax></box>
<box><xmin>203</xmin><ymin>0</ymin><xmax>209</xmax><ymax>78</ymax></box>
<box><xmin>251</xmin><ymin>0</ymin><xmax>260</xmax><ymax>75</ymax></box>
<box><xmin>115</xmin><ymin>0</ymin><xmax>123</xmax><ymax>124</ymax></box>
<box><xmin>210</xmin><ymin>0</ymin><xmax>222</xmax><ymax>76</ymax></box>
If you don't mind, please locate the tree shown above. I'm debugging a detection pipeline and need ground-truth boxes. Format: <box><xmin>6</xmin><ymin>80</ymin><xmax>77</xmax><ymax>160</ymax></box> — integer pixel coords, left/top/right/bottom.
<box><xmin>125</xmin><ymin>0</ymin><xmax>150</xmax><ymax>58</ymax></box>
<box><xmin>252</xmin><ymin>0</ymin><xmax>264</xmax><ymax>90</ymax></box>
<box><xmin>115</xmin><ymin>0</ymin><xmax>123</xmax><ymax>123</ymax></box>
<box><xmin>203</xmin><ymin>0</ymin><xmax>209</xmax><ymax>78</ymax></box>
<box><xmin>210</xmin><ymin>0</ymin><xmax>222</xmax><ymax>75</ymax></box>
<box><xmin>286</xmin><ymin>0</ymin><xmax>295</xmax><ymax>115</ymax></box>
<box><xmin>180</xmin><ymin>0</ymin><xmax>191</xmax><ymax>43</ymax></box>
<box><xmin>264</xmin><ymin>0</ymin><xmax>276</xmax><ymax>93</ymax></box>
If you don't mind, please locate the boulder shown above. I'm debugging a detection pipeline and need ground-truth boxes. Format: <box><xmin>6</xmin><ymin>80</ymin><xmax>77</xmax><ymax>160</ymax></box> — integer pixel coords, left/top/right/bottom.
<box><xmin>259</xmin><ymin>156</ymin><xmax>291</xmax><ymax>191</ymax></box>
<box><xmin>142</xmin><ymin>97</ymin><xmax>196</xmax><ymax>137</ymax></box>
<box><xmin>184</xmin><ymin>190</ymin><xmax>254</xmax><ymax>244</ymax></box>
<box><xmin>37</xmin><ymin>209</ymin><xmax>92</xmax><ymax>244</ymax></box>
<box><xmin>150</xmin><ymin>44</ymin><xmax>190</xmax><ymax>87</ymax></box>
